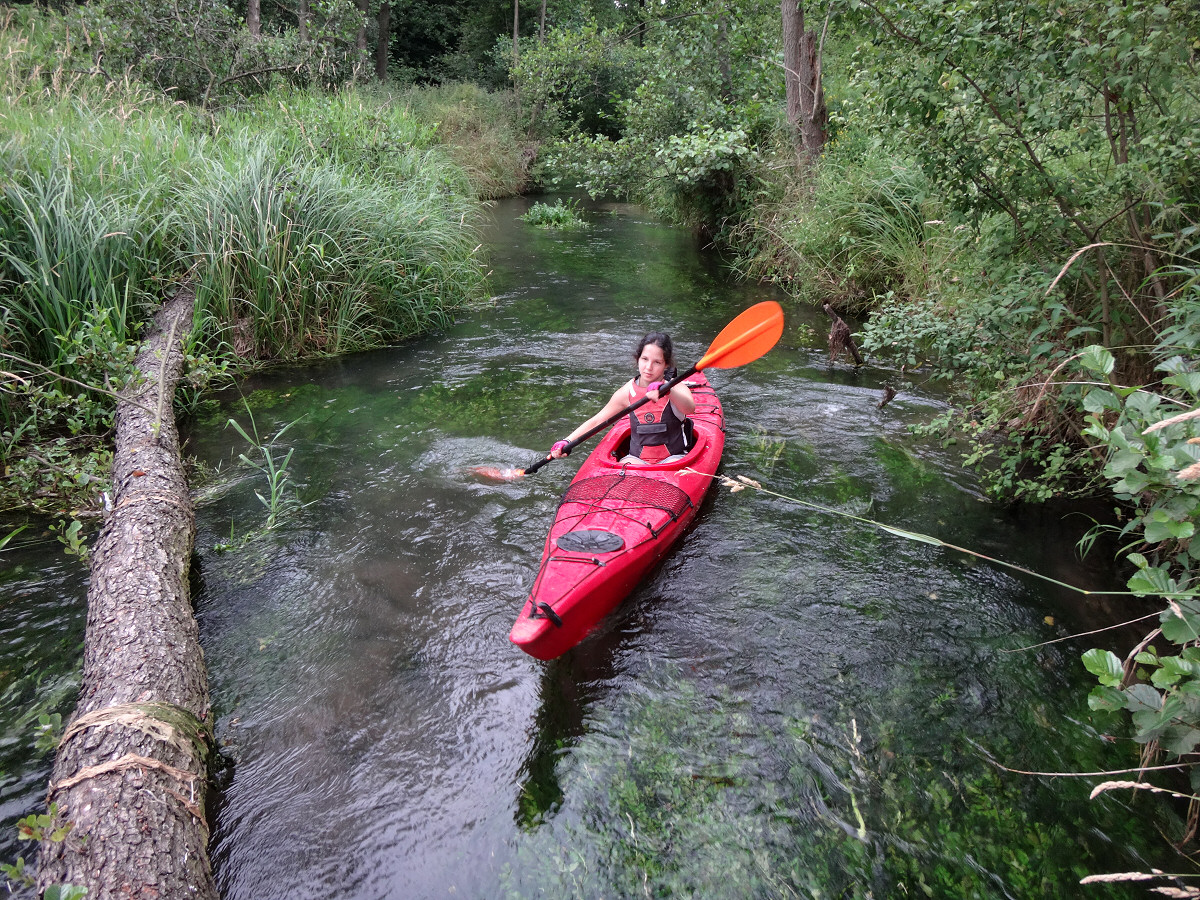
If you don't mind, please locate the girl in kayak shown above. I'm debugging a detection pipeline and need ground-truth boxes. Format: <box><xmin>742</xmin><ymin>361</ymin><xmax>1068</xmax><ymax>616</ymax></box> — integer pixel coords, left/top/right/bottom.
<box><xmin>550</xmin><ymin>332</ymin><xmax>696</xmax><ymax>465</ymax></box>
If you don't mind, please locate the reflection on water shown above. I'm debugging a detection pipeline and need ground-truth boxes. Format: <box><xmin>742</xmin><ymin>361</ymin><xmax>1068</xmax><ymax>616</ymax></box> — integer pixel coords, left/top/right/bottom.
<box><xmin>0</xmin><ymin>196</ymin><xmax>1180</xmax><ymax>897</ymax></box>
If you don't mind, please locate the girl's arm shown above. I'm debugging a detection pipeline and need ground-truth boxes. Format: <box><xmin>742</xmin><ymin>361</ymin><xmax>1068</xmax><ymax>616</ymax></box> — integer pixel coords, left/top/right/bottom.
<box><xmin>550</xmin><ymin>386</ymin><xmax>630</xmax><ymax>457</ymax></box>
<box><xmin>666</xmin><ymin>382</ymin><xmax>695</xmax><ymax>417</ymax></box>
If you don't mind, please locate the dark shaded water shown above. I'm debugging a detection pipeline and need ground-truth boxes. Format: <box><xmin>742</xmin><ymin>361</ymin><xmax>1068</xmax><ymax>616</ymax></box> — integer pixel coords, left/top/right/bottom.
<box><xmin>0</xmin><ymin>197</ymin><xmax>1184</xmax><ymax>897</ymax></box>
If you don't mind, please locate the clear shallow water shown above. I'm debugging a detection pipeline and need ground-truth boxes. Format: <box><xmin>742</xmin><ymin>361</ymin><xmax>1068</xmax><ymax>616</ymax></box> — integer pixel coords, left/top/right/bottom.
<box><xmin>0</xmin><ymin>196</ymin><xmax>1183</xmax><ymax>897</ymax></box>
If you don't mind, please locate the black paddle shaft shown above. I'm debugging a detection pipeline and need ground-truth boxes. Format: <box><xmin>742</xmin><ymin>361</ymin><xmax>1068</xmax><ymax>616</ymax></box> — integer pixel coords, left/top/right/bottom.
<box><xmin>523</xmin><ymin>364</ymin><xmax>699</xmax><ymax>476</ymax></box>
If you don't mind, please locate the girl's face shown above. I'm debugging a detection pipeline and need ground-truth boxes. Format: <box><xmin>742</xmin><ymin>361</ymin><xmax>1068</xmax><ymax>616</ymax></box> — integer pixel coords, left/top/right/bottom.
<box><xmin>637</xmin><ymin>343</ymin><xmax>667</xmax><ymax>386</ymax></box>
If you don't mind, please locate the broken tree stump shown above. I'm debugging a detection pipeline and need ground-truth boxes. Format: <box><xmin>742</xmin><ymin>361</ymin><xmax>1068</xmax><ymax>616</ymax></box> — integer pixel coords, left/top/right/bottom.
<box><xmin>37</xmin><ymin>283</ymin><xmax>218</xmax><ymax>900</ymax></box>
<box><xmin>823</xmin><ymin>302</ymin><xmax>864</xmax><ymax>367</ymax></box>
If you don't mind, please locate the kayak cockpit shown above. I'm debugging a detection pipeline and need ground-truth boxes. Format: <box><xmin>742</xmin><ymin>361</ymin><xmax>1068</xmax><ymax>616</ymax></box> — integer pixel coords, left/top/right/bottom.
<box><xmin>595</xmin><ymin>425</ymin><xmax>711</xmax><ymax>472</ymax></box>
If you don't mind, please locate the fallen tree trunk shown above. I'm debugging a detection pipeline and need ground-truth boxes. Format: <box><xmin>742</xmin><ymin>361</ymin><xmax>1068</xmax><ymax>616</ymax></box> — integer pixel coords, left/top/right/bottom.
<box><xmin>37</xmin><ymin>283</ymin><xmax>218</xmax><ymax>900</ymax></box>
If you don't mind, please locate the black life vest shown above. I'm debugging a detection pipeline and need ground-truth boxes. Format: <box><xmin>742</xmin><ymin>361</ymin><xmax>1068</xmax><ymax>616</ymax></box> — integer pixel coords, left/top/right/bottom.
<box><xmin>627</xmin><ymin>379</ymin><xmax>693</xmax><ymax>461</ymax></box>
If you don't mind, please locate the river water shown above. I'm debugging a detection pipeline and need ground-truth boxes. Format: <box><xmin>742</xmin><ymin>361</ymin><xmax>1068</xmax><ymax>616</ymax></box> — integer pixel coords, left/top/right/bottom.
<box><xmin>0</xmin><ymin>196</ymin><xmax>1184</xmax><ymax>897</ymax></box>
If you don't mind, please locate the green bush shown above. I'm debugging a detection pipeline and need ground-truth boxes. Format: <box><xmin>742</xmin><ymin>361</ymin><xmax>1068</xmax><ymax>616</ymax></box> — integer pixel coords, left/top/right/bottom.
<box><xmin>519</xmin><ymin>199</ymin><xmax>587</xmax><ymax>229</ymax></box>
<box><xmin>523</xmin><ymin>6</ymin><xmax>781</xmax><ymax>237</ymax></box>
<box><xmin>72</xmin><ymin>0</ymin><xmax>363</xmax><ymax>106</ymax></box>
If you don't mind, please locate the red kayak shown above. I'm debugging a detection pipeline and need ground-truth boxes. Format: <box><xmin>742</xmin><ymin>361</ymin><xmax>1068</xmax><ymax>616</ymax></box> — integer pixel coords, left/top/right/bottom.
<box><xmin>509</xmin><ymin>373</ymin><xmax>724</xmax><ymax>660</ymax></box>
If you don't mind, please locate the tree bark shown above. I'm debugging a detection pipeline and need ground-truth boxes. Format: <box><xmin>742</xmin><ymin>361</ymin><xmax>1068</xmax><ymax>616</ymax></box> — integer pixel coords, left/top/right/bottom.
<box><xmin>799</xmin><ymin>28</ymin><xmax>827</xmax><ymax>158</ymax></box>
<box><xmin>513</xmin><ymin>0</ymin><xmax>520</xmax><ymax>65</ymax></box>
<box><xmin>376</xmin><ymin>0</ymin><xmax>390</xmax><ymax>81</ymax></box>
<box><xmin>782</xmin><ymin>0</ymin><xmax>827</xmax><ymax>162</ymax></box>
<box><xmin>539</xmin><ymin>0</ymin><xmax>546</xmax><ymax>44</ymax></box>
<box><xmin>717</xmin><ymin>11</ymin><xmax>733</xmax><ymax>103</ymax></box>
<box><xmin>356</xmin><ymin>0</ymin><xmax>369</xmax><ymax>60</ymax></box>
<box><xmin>298</xmin><ymin>0</ymin><xmax>309</xmax><ymax>43</ymax></box>
<box><xmin>247</xmin><ymin>0</ymin><xmax>261</xmax><ymax>39</ymax></box>
<box><xmin>37</xmin><ymin>284</ymin><xmax>216</xmax><ymax>900</ymax></box>
<box><xmin>782</xmin><ymin>0</ymin><xmax>803</xmax><ymax>150</ymax></box>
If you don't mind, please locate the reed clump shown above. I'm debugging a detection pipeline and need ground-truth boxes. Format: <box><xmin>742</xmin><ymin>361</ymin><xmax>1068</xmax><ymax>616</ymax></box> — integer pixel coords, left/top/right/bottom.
<box><xmin>179</xmin><ymin>136</ymin><xmax>482</xmax><ymax>360</ymax></box>
<box><xmin>394</xmin><ymin>82</ymin><xmax>534</xmax><ymax>199</ymax></box>
<box><xmin>732</xmin><ymin>140</ymin><xmax>966</xmax><ymax>314</ymax></box>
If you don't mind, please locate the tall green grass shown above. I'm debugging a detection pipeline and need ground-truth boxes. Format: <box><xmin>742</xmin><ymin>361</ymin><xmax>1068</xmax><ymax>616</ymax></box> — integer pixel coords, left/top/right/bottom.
<box><xmin>0</xmin><ymin>170</ymin><xmax>160</xmax><ymax>368</ymax></box>
<box><xmin>178</xmin><ymin>136</ymin><xmax>482</xmax><ymax>359</ymax></box>
<box><xmin>0</xmin><ymin>9</ymin><xmax>490</xmax><ymax>509</ymax></box>
<box><xmin>734</xmin><ymin>138</ymin><xmax>968</xmax><ymax>312</ymax></box>
<box><xmin>0</xmin><ymin>50</ymin><xmax>486</xmax><ymax>369</ymax></box>
<box><xmin>393</xmin><ymin>82</ymin><xmax>532</xmax><ymax>199</ymax></box>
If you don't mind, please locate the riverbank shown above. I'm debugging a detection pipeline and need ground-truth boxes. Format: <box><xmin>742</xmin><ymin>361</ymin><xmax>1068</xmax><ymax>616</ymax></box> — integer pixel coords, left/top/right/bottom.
<box><xmin>0</xmin><ymin>10</ymin><xmax>516</xmax><ymax>521</ymax></box>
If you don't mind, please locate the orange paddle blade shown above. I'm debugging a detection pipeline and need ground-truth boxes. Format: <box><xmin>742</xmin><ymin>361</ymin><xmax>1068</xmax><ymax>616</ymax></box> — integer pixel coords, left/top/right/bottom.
<box><xmin>695</xmin><ymin>300</ymin><xmax>784</xmax><ymax>371</ymax></box>
<box><xmin>469</xmin><ymin>466</ymin><xmax>527</xmax><ymax>481</ymax></box>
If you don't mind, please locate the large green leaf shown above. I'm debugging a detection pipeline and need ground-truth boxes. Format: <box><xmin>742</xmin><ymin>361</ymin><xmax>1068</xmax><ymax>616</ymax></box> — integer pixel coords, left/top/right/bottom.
<box><xmin>1082</xmin><ymin>648</ymin><xmax>1123</xmax><ymax>687</ymax></box>
<box><xmin>1151</xmin><ymin>654</ymin><xmax>1200</xmax><ymax>688</ymax></box>
<box><xmin>1082</xmin><ymin>388</ymin><xmax>1120</xmax><ymax>413</ymax></box>
<box><xmin>1130</xmin><ymin>565</ymin><xmax>1180</xmax><ymax>598</ymax></box>
<box><xmin>1161</xmin><ymin>724</ymin><xmax>1200</xmax><ymax>756</ymax></box>
<box><xmin>1161</xmin><ymin>600</ymin><xmax>1200</xmax><ymax>643</ymax></box>
<box><xmin>1087</xmin><ymin>684</ymin><xmax>1127</xmax><ymax>712</ymax></box>
<box><xmin>1079</xmin><ymin>345</ymin><xmax>1115</xmax><ymax>376</ymax></box>
<box><xmin>1124</xmin><ymin>682</ymin><xmax>1164</xmax><ymax>713</ymax></box>
<box><xmin>1145</xmin><ymin>514</ymin><xmax>1196</xmax><ymax>544</ymax></box>
<box><xmin>1163</xmin><ymin>374</ymin><xmax>1200</xmax><ymax>398</ymax></box>
<box><xmin>1105</xmin><ymin>449</ymin><xmax>1144</xmax><ymax>475</ymax></box>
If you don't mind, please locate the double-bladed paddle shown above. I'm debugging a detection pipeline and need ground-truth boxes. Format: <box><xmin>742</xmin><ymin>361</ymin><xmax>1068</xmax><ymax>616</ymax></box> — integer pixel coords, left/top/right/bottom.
<box><xmin>474</xmin><ymin>300</ymin><xmax>784</xmax><ymax>481</ymax></box>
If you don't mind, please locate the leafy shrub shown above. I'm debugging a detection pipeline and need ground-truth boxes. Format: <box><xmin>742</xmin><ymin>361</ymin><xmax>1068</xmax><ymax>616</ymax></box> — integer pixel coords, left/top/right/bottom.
<box><xmin>1078</xmin><ymin>346</ymin><xmax>1200</xmax><ymax>570</ymax></box>
<box><xmin>510</xmin><ymin>25</ymin><xmax>649</xmax><ymax>140</ymax></box>
<box><xmin>523</xmin><ymin>7</ymin><xmax>780</xmax><ymax>236</ymax></box>
<box><xmin>520</xmin><ymin>199</ymin><xmax>587</xmax><ymax>229</ymax></box>
<box><xmin>74</xmin><ymin>0</ymin><xmax>363</xmax><ymax>106</ymax></box>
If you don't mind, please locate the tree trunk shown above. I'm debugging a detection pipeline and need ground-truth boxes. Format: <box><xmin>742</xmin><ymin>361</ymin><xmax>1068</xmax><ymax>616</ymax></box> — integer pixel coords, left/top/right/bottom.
<box><xmin>356</xmin><ymin>0</ymin><xmax>369</xmax><ymax>61</ymax></box>
<box><xmin>247</xmin><ymin>0</ymin><xmax>261</xmax><ymax>39</ymax></box>
<box><xmin>37</xmin><ymin>284</ymin><xmax>216</xmax><ymax>900</ymax></box>
<box><xmin>799</xmin><ymin>28</ymin><xmax>827</xmax><ymax>158</ymax></box>
<box><xmin>782</xmin><ymin>1</ymin><xmax>826</xmax><ymax>162</ymax></box>
<box><xmin>717</xmin><ymin>12</ymin><xmax>733</xmax><ymax>103</ymax></box>
<box><xmin>782</xmin><ymin>0</ymin><xmax>803</xmax><ymax>150</ymax></box>
<box><xmin>299</xmin><ymin>0</ymin><xmax>309</xmax><ymax>43</ymax></box>
<box><xmin>513</xmin><ymin>0</ymin><xmax>520</xmax><ymax>65</ymax></box>
<box><xmin>539</xmin><ymin>0</ymin><xmax>546</xmax><ymax>43</ymax></box>
<box><xmin>376</xmin><ymin>0</ymin><xmax>390</xmax><ymax>81</ymax></box>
